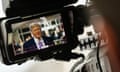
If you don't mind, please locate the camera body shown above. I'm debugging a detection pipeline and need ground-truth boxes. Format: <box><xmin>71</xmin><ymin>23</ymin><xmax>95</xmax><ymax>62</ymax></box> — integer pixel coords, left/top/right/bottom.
<box><xmin>0</xmin><ymin>0</ymin><xmax>87</xmax><ymax>65</ymax></box>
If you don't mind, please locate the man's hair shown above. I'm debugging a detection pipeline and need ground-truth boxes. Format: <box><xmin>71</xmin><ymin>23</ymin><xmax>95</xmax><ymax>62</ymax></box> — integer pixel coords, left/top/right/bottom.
<box><xmin>91</xmin><ymin>0</ymin><xmax>120</xmax><ymax>40</ymax></box>
<box><xmin>29</xmin><ymin>22</ymin><xmax>41</xmax><ymax>31</ymax></box>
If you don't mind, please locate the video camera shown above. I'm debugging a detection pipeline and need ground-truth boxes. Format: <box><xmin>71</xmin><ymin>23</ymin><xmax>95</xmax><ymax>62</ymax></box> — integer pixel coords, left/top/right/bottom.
<box><xmin>0</xmin><ymin>0</ymin><xmax>88</xmax><ymax>65</ymax></box>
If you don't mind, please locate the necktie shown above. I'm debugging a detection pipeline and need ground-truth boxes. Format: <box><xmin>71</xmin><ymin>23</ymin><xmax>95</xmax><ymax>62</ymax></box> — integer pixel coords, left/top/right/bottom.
<box><xmin>38</xmin><ymin>41</ymin><xmax>43</xmax><ymax>49</ymax></box>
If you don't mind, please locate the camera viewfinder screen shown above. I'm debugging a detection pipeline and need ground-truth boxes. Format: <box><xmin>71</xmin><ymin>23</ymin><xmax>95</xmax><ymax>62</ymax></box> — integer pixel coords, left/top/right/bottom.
<box><xmin>8</xmin><ymin>14</ymin><xmax>67</xmax><ymax>56</ymax></box>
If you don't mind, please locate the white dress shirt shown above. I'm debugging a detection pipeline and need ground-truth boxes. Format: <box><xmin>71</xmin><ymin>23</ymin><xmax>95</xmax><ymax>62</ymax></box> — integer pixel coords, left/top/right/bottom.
<box><xmin>33</xmin><ymin>37</ymin><xmax>45</xmax><ymax>50</ymax></box>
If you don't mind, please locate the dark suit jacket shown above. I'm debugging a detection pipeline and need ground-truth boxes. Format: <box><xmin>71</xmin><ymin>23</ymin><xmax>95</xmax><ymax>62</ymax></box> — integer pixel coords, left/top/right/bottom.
<box><xmin>23</xmin><ymin>37</ymin><xmax>54</xmax><ymax>52</ymax></box>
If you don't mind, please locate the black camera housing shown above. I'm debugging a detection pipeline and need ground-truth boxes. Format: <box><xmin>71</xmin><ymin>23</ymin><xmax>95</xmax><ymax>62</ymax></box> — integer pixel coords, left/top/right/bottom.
<box><xmin>0</xmin><ymin>6</ymin><xmax>80</xmax><ymax>65</ymax></box>
<box><xmin>6</xmin><ymin>0</ymin><xmax>78</xmax><ymax>17</ymax></box>
<box><xmin>0</xmin><ymin>0</ymin><xmax>87</xmax><ymax>65</ymax></box>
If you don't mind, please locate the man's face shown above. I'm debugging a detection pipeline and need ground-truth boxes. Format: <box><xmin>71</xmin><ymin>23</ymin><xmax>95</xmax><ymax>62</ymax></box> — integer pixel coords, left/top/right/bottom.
<box><xmin>31</xmin><ymin>24</ymin><xmax>42</xmax><ymax>40</ymax></box>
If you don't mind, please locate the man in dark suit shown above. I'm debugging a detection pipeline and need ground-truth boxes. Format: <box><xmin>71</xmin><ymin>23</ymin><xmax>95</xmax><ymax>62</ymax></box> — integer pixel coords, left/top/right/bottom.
<box><xmin>23</xmin><ymin>23</ymin><xmax>54</xmax><ymax>52</ymax></box>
